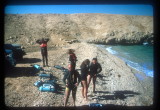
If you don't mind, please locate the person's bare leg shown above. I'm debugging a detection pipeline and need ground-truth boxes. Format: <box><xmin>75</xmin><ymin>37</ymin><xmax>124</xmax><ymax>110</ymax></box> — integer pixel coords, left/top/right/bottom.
<box><xmin>82</xmin><ymin>81</ymin><xmax>88</xmax><ymax>101</ymax></box>
<box><xmin>64</xmin><ymin>88</ymin><xmax>70</xmax><ymax>107</ymax></box>
<box><xmin>81</xmin><ymin>82</ymin><xmax>85</xmax><ymax>98</ymax></box>
<box><xmin>72</xmin><ymin>88</ymin><xmax>77</xmax><ymax>107</ymax></box>
<box><xmin>85</xmin><ymin>81</ymin><xmax>88</xmax><ymax>101</ymax></box>
<box><xmin>87</xmin><ymin>75</ymin><xmax>91</xmax><ymax>89</ymax></box>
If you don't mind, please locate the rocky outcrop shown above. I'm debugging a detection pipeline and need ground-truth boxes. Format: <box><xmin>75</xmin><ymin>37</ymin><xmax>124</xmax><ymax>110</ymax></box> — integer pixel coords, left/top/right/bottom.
<box><xmin>87</xmin><ymin>31</ymin><xmax>154</xmax><ymax>45</ymax></box>
<box><xmin>4</xmin><ymin>14</ymin><xmax>153</xmax><ymax>46</ymax></box>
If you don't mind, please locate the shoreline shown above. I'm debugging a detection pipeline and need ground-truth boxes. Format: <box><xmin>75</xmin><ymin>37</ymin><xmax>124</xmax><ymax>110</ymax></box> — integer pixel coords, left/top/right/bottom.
<box><xmin>97</xmin><ymin>44</ymin><xmax>153</xmax><ymax>78</ymax></box>
<box><xmin>96</xmin><ymin>43</ymin><xmax>153</xmax><ymax>93</ymax></box>
<box><xmin>87</xmin><ymin>43</ymin><xmax>153</xmax><ymax>105</ymax></box>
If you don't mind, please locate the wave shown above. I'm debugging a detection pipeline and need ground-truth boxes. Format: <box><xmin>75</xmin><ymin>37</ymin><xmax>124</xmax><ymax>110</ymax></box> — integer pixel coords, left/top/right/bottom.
<box><xmin>135</xmin><ymin>73</ymin><xmax>145</xmax><ymax>81</ymax></box>
<box><xmin>106</xmin><ymin>47</ymin><xmax>118</xmax><ymax>55</ymax></box>
<box><xmin>122</xmin><ymin>57</ymin><xmax>153</xmax><ymax>77</ymax></box>
<box><xmin>143</xmin><ymin>42</ymin><xmax>149</xmax><ymax>45</ymax></box>
<box><xmin>105</xmin><ymin>46</ymin><xmax>153</xmax><ymax>77</ymax></box>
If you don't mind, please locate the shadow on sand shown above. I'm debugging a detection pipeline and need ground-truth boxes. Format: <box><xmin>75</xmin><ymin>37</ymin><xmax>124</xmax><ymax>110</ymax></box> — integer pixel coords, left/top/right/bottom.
<box><xmin>5</xmin><ymin>57</ymin><xmax>42</xmax><ymax>77</ymax></box>
<box><xmin>17</xmin><ymin>58</ymin><xmax>41</xmax><ymax>64</ymax></box>
<box><xmin>97</xmin><ymin>74</ymin><xmax>109</xmax><ymax>81</ymax></box>
<box><xmin>5</xmin><ymin>66</ymin><xmax>65</xmax><ymax>94</ymax></box>
<box><xmin>92</xmin><ymin>90</ymin><xmax>140</xmax><ymax>101</ymax></box>
<box><xmin>5</xmin><ymin>66</ymin><xmax>39</xmax><ymax>77</ymax></box>
<box><xmin>4</xmin><ymin>105</ymin><xmax>153</xmax><ymax>110</ymax></box>
<box><xmin>78</xmin><ymin>104</ymin><xmax>153</xmax><ymax>110</ymax></box>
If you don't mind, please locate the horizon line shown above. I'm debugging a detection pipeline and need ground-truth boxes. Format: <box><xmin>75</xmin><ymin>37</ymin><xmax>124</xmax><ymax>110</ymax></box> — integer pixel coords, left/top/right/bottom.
<box><xmin>4</xmin><ymin>13</ymin><xmax>153</xmax><ymax>17</ymax></box>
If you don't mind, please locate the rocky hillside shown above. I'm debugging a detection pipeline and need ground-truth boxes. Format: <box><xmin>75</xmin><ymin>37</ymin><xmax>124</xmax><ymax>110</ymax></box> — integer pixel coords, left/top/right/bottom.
<box><xmin>4</xmin><ymin>13</ymin><xmax>153</xmax><ymax>47</ymax></box>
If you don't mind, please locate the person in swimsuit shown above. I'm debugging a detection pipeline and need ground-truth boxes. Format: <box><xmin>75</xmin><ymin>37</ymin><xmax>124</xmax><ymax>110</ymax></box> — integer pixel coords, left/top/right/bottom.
<box><xmin>36</xmin><ymin>38</ymin><xmax>49</xmax><ymax>67</ymax></box>
<box><xmin>87</xmin><ymin>58</ymin><xmax>102</xmax><ymax>93</ymax></box>
<box><xmin>63</xmin><ymin>64</ymin><xmax>81</xmax><ymax>107</ymax></box>
<box><xmin>80</xmin><ymin>59</ymin><xmax>90</xmax><ymax>101</ymax></box>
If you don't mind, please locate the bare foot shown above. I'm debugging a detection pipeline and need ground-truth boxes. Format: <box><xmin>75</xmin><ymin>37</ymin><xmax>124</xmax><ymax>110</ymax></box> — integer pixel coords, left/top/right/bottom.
<box><xmin>82</xmin><ymin>97</ymin><xmax>86</xmax><ymax>101</ymax></box>
<box><xmin>84</xmin><ymin>98</ymin><xmax>91</xmax><ymax>105</ymax></box>
<box><xmin>85</xmin><ymin>98</ymin><xmax>92</xmax><ymax>102</ymax></box>
<box><xmin>85</xmin><ymin>98</ymin><xmax>88</xmax><ymax>101</ymax></box>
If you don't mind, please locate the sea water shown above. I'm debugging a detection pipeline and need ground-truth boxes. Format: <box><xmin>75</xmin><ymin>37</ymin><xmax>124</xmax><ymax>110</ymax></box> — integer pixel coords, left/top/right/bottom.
<box><xmin>98</xmin><ymin>45</ymin><xmax>153</xmax><ymax>78</ymax></box>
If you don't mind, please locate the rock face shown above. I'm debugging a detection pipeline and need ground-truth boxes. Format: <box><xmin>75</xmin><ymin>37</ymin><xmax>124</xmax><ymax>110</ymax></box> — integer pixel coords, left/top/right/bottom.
<box><xmin>5</xmin><ymin>13</ymin><xmax>153</xmax><ymax>46</ymax></box>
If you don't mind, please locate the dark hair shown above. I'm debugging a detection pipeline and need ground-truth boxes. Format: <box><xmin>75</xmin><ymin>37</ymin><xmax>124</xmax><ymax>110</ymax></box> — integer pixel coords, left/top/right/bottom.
<box><xmin>80</xmin><ymin>59</ymin><xmax>90</xmax><ymax>68</ymax></box>
<box><xmin>92</xmin><ymin>58</ymin><xmax>97</xmax><ymax>61</ymax></box>
<box><xmin>42</xmin><ymin>38</ymin><xmax>44</xmax><ymax>41</ymax></box>
<box><xmin>68</xmin><ymin>49</ymin><xmax>75</xmax><ymax>54</ymax></box>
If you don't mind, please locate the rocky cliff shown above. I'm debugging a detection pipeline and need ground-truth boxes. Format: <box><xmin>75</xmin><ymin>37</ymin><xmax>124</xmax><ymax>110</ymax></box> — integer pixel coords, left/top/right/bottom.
<box><xmin>4</xmin><ymin>13</ymin><xmax>153</xmax><ymax>46</ymax></box>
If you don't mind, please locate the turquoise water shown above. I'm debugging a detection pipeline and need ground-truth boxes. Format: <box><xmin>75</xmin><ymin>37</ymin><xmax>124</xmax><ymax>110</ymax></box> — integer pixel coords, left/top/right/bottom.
<box><xmin>98</xmin><ymin>45</ymin><xmax>153</xmax><ymax>77</ymax></box>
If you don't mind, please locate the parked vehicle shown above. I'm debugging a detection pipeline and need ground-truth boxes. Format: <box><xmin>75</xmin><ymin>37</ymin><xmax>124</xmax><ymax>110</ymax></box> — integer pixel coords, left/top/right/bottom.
<box><xmin>5</xmin><ymin>49</ymin><xmax>16</xmax><ymax>68</ymax></box>
<box><xmin>4</xmin><ymin>44</ymin><xmax>26</xmax><ymax>60</ymax></box>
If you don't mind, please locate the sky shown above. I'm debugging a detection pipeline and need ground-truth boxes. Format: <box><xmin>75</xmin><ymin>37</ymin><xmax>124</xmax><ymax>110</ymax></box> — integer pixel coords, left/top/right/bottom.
<box><xmin>5</xmin><ymin>5</ymin><xmax>153</xmax><ymax>16</ymax></box>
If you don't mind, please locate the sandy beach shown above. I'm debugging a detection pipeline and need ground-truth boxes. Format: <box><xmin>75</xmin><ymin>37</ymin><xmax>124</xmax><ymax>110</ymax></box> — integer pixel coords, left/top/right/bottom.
<box><xmin>4</xmin><ymin>42</ymin><xmax>153</xmax><ymax>108</ymax></box>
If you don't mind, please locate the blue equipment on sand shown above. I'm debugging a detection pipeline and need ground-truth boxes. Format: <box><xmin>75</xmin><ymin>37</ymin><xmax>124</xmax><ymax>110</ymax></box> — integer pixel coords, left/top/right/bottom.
<box><xmin>39</xmin><ymin>73</ymin><xmax>53</xmax><ymax>79</ymax></box>
<box><xmin>54</xmin><ymin>65</ymin><xmax>68</xmax><ymax>73</ymax></box>
<box><xmin>54</xmin><ymin>65</ymin><xmax>63</xmax><ymax>69</ymax></box>
<box><xmin>54</xmin><ymin>65</ymin><xmax>81</xmax><ymax>73</ymax></box>
<box><xmin>44</xmin><ymin>80</ymin><xmax>55</xmax><ymax>84</ymax></box>
<box><xmin>31</xmin><ymin>64</ymin><xmax>44</xmax><ymax>71</ymax></box>
<box><xmin>89</xmin><ymin>103</ymin><xmax>103</xmax><ymax>108</ymax></box>
<box><xmin>33</xmin><ymin>64</ymin><xmax>56</xmax><ymax>92</ymax></box>
<box><xmin>34</xmin><ymin>64</ymin><xmax>41</xmax><ymax>70</ymax></box>
<box><xmin>34</xmin><ymin>79</ymin><xmax>56</xmax><ymax>92</ymax></box>
<box><xmin>34</xmin><ymin>80</ymin><xmax>43</xmax><ymax>87</ymax></box>
<box><xmin>39</xmin><ymin>84</ymin><xmax>55</xmax><ymax>92</ymax></box>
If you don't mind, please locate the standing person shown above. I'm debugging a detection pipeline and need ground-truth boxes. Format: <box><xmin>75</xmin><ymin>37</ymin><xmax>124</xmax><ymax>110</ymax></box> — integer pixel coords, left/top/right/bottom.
<box><xmin>80</xmin><ymin>59</ymin><xmax>90</xmax><ymax>101</ymax></box>
<box><xmin>36</xmin><ymin>38</ymin><xmax>49</xmax><ymax>67</ymax></box>
<box><xmin>68</xmin><ymin>49</ymin><xmax>77</xmax><ymax>70</ymax></box>
<box><xmin>63</xmin><ymin>64</ymin><xmax>81</xmax><ymax>107</ymax></box>
<box><xmin>87</xmin><ymin>58</ymin><xmax>102</xmax><ymax>93</ymax></box>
